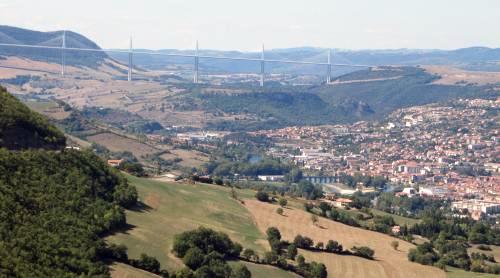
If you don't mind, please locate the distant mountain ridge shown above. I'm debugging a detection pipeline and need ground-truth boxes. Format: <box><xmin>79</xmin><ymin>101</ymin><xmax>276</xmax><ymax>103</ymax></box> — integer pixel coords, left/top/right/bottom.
<box><xmin>0</xmin><ymin>25</ymin><xmax>108</xmax><ymax>67</ymax></box>
<box><xmin>109</xmin><ymin>46</ymin><xmax>500</xmax><ymax>74</ymax></box>
<box><xmin>1</xmin><ymin>26</ymin><xmax>499</xmax><ymax>73</ymax></box>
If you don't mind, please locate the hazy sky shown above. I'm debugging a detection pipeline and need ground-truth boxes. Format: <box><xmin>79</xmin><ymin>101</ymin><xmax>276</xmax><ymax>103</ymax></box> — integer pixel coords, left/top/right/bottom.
<box><xmin>1</xmin><ymin>0</ymin><xmax>499</xmax><ymax>51</ymax></box>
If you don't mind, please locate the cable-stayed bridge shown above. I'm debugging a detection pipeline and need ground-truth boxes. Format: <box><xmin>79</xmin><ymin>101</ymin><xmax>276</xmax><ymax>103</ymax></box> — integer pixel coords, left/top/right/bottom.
<box><xmin>0</xmin><ymin>32</ymin><xmax>373</xmax><ymax>86</ymax></box>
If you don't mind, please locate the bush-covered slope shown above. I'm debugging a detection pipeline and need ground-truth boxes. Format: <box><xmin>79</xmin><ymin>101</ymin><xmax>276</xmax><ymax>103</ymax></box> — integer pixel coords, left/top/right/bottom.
<box><xmin>0</xmin><ymin>149</ymin><xmax>137</xmax><ymax>277</ymax></box>
<box><xmin>0</xmin><ymin>87</ymin><xmax>138</xmax><ymax>277</ymax></box>
<box><xmin>0</xmin><ymin>86</ymin><xmax>65</xmax><ymax>150</ymax></box>
<box><xmin>200</xmin><ymin>91</ymin><xmax>373</xmax><ymax>131</ymax></box>
<box><xmin>317</xmin><ymin>67</ymin><xmax>498</xmax><ymax>116</ymax></box>
<box><xmin>193</xmin><ymin>67</ymin><xmax>498</xmax><ymax>130</ymax></box>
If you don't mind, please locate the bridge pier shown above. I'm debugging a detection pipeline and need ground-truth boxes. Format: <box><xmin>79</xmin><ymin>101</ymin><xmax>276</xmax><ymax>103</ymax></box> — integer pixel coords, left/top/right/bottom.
<box><xmin>326</xmin><ymin>49</ymin><xmax>332</xmax><ymax>84</ymax></box>
<box><xmin>61</xmin><ymin>30</ymin><xmax>66</xmax><ymax>77</ymax></box>
<box><xmin>128</xmin><ymin>37</ymin><xmax>133</xmax><ymax>82</ymax></box>
<box><xmin>260</xmin><ymin>44</ymin><xmax>265</xmax><ymax>87</ymax></box>
<box><xmin>194</xmin><ymin>40</ymin><xmax>199</xmax><ymax>83</ymax></box>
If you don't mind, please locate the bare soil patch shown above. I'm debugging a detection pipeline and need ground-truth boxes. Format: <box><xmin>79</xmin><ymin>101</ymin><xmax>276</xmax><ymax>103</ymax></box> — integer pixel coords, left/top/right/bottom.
<box><xmin>87</xmin><ymin>132</ymin><xmax>159</xmax><ymax>158</ymax></box>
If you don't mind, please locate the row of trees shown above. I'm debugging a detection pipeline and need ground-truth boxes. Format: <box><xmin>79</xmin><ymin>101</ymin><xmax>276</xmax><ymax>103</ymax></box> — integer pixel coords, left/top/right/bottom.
<box><xmin>264</xmin><ymin>227</ymin><xmax>328</xmax><ymax>278</ymax></box>
<box><xmin>103</xmin><ymin>244</ymin><xmax>169</xmax><ymax>277</ymax></box>
<box><xmin>338</xmin><ymin>173</ymin><xmax>387</xmax><ymax>189</ymax></box>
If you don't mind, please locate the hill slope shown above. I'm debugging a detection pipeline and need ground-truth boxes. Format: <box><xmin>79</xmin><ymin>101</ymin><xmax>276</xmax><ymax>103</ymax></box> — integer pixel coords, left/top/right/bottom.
<box><xmin>0</xmin><ymin>86</ymin><xmax>65</xmax><ymax>149</ymax></box>
<box><xmin>245</xmin><ymin>199</ymin><xmax>445</xmax><ymax>278</ymax></box>
<box><xmin>0</xmin><ymin>88</ymin><xmax>138</xmax><ymax>277</ymax></box>
<box><xmin>316</xmin><ymin>66</ymin><xmax>499</xmax><ymax>117</ymax></box>
<box><xmin>108</xmin><ymin>176</ymin><xmax>267</xmax><ymax>271</ymax></box>
<box><xmin>185</xmin><ymin>67</ymin><xmax>498</xmax><ymax>131</ymax></box>
<box><xmin>0</xmin><ymin>25</ymin><xmax>108</xmax><ymax>67</ymax></box>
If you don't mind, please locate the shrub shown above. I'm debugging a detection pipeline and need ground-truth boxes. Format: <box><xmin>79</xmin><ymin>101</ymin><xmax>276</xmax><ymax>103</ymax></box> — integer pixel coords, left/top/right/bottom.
<box><xmin>255</xmin><ymin>191</ymin><xmax>269</xmax><ymax>202</ymax></box>
<box><xmin>287</xmin><ymin>244</ymin><xmax>298</xmax><ymax>260</ymax></box>
<box><xmin>325</xmin><ymin>240</ymin><xmax>343</xmax><ymax>253</ymax></box>
<box><xmin>103</xmin><ymin>243</ymin><xmax>128</xmax><ymax>262</ymax></box>
<box><xmin>242</xmin><ymin>249</ymin><xmax>256</xmax><ymax>261</ymax></box>
<box><xmin>477</xmin><ymin>245</ymin><xmax>492</xmax><ymax>251</ymax></box>
<box><xmin>391</xmin><ymin>241</ymin><xmax>399</xmax><ymax>250</ymax></box>
<box><xmin>266</xmin><ymin>227</ymin><xmax>282</xmax><ymax>241</ymax></box>
<box><xmin>279</xmin><ymin>198</ymin><xmax>288</xmax><ymax>207</ymax></box>
<box><xmin>315</xmin><ymin>242</ymin><xmax>324</xmax><ymax>250</ymax></box>
<box><xmin>214</xmin><ymin>177</ymin><xmax>224</xmax><ymax>186</ymax></box>
<box><xmin>351</xmin><ymin>246</ymin><xmax>375</xmax><ymax>259</ymax></box>
<box><xmin>183</xmin><ymin>247</ymin><xmax>205</xmax><ymax>269</ymax></box>
<box><xmin>304</xmin><ymin>203</ymin><xmax>314</xmax><ymax>212</ymax></box>
<box><xmin>277</xmin><ymin>207</ymin><xmax>284</xmax><ymax>215</ymax></box>
<box><xmin>294</xmin><ymin>235</ymin><xmax>314</xmax><ymax>249</ymax></box>
<box><xmin>232</xmin><ymin>264</ymin><xmax>251</xmax><ymax>278</ymax></box>
<box><xmin>130</xmin><ymin>253</ymin><xmax>161</xmax><ymax>273</ymax></box>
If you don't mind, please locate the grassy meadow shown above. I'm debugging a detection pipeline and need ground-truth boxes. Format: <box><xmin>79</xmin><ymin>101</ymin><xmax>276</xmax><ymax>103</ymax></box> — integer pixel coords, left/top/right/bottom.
<box><xmin>107</xmin><ymin>175</ymin><xmax>268</xmax><ymax>272</ymax></box>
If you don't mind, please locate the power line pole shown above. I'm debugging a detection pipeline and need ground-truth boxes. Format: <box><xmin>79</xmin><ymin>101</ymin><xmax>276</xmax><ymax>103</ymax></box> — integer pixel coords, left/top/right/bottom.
<box><xmin>194</xmin><ymin>40</ymin><xmax>199</xmax><ymax>83</ymax></box>
<box><xmin>61</xmin><ymin>30</ymin><xmax>66</xmax><ymax>77</ymax></box>
<box><xmin>128</xmin><ymin>37</ymin><xmax>133</xmax><ymax>82</ymax></box>
<box><xmin>260</xmin><ymin>44</ymin><xmax>265</xmax><ymax>87</ymax></box>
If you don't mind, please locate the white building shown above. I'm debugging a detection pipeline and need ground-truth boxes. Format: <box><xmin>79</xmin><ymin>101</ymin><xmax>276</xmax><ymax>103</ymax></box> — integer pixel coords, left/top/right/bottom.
<box><xmin>452</xmin><ymin>200</ymin><xmax>500</xmax><ymax>220</ymax></box>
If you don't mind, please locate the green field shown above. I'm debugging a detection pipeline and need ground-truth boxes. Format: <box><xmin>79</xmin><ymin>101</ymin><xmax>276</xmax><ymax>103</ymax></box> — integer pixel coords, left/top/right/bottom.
<box><xmin>108</xmin><ymin>175</ymin><xmax>269</xmax><ymax>272</ymax></box>
<box><xmin>370</xmin><ymin>208</ymin><xmax>421</xmax><ymax>227</ymax></box>
<box><xmin>446</xmin><ymin>267</ymin><xmax>500</xmax><ymax>278</ymax></box>
<box><xmin>23</xmin><ymin>100</ymin><xmax>58</xmax><ymax>112</ymax></box>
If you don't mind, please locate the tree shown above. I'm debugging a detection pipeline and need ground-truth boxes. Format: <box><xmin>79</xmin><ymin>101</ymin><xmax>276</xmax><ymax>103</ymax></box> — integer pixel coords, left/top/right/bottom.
<box><xmin>232</xmin><ymin>264</ymin><xmax>251</xmax><ymax>278</ymax></box>
<box><xmin>351</xmin><ymin>246</ymin><xmax>375</xmax><ymax>259</ymax></box>
<box><xmin>311</xmin><ymin>215</ymin><xmax>319</xmax><ymax>225</ymax></box>
<box><xmin>231</xmin><ymin>243</ymin><xmax>243</xmax><ymax>257</ymax></box>
<box><xmin>325</xmin><ymin>240</ymin><xmax>342</xmax><ymax>253</ymax></box>
<box><xmin>104</xmin><ymin>243</ymin><xmax>129</xmax><ymax>262</ymax></box>
<box><xmin>277</xmin><ymin>207</ymin><xmax>284</xmax><ymax>215</ymax></box>
<box><xmin>242</xmin><ymin>249</ymin><xmax>256</xmax><ymax>261</ymax></box>
<box><xmin>391</xmin><ymin>241</ymin><xmax>399</xmax><ymax>251</ymax></box>
<box><xmin>175</xmin><ymin>268</ymin><xmax>194</xmax><ymax>278</ymax></box>
<box><xmin>263</xmin><ymin>252</ymin><xmax>278</xmax><ymax>264</ymax></box>
<box><xmin>294</xmin><ymin>235</ymin><xmax>314</xmax><ymax>249</ymax></box>
<box><xmin>255</xmin><ymin>191</ymin><xmax>269</xmax><ymax>202</ymax></box>
<box><xmin>279</xmin><ymin>198</ymin><xmax>288</xmax><ymax>207</ymax></box>
<box><xmin>230</xmin><ymin>187</ymin><xmax>238</xmax><ymax>199</ymax></box>
<box><xmin>183</xmin><ymin>247</ymin><xmax>205</xmax><ymax>270</ymax></box>
<box><xmin>214</xmin><ymin>177</ymin><xmax>224</xmax><ymax>186</ymax></box>
<box><xmin>304</xmin><ymin>202</ymin><xmax>314</xmax><ymax>212</ymax></box>
<box><xmin>297</xmin><ymin>255</ymin><xmax>306</xmax><ymax>267</ymax></box>
<box><xmin>135</xmin><ymin>253</ymin><xmax>161</xmax><ymax>273</ymax></box>
<box><xmin>287</xmin><ymin>244</ymin><xmax>298</xmax><ymax>260</ymax></box>
<box><xmin>266</xmin><ymin>227</ymin><xmax>282</xmax><ymax>241</ymax></box>
<box><xmin>315</xmin><ymin>242</ymin><xmax>324</xmax><ymax>250</ymax></box>
<box><xmin>309</xmin><ymin>262</ymin><xmax>328</xmax><ymax>278</ymax></box>
<box><xmin>318</xmin><ymin>202</ymin><xmax>331</xmax><ymax>216</ymax></box>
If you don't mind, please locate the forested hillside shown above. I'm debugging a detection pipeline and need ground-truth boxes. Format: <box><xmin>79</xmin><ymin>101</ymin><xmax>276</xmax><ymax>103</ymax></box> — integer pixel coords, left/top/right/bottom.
<box><xmin>0</xmin><ymin>87</ymin><xmax>138</xmax><ymax>277</ymax></box>
<box><xmin>316</xmin><ymin>67</ymin><xmax>499</xmax><ymax>116</ymax></box>
<box><xmin>191</xmin><ymin>67</ymin><xmax>498</xmax><ymax>131</ymax></box>
<box><xmin>0</xmin><ymin>86</ymin><xmax>65</xmax><ymax>150</ymax></box>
